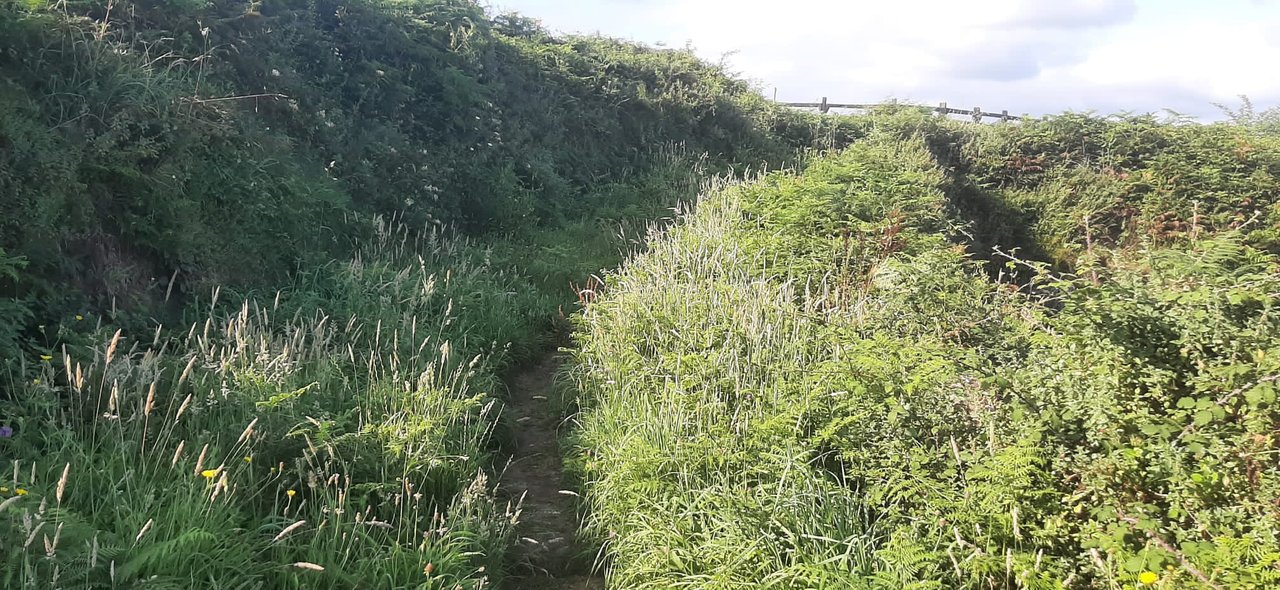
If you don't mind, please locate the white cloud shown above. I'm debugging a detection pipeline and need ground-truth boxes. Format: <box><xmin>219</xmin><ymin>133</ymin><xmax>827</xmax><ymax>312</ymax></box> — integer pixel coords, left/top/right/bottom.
<box><xmin>1068</xmin><ymin>19</ymin><xmax>1280</xmax><ymax>110</ymax></box>
<box><xmin>1001</xmin><ymin>0</ymin><xmax>1137</xmax><ymax>28</ymax></box>
<box><xmin>493</xmin><ymin>0</ymin><xmax>1280</xmax><ymax>118</ymax></box>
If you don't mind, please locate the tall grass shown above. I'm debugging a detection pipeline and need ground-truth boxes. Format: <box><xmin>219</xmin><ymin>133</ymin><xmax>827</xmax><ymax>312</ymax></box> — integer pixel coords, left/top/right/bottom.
<box><xmin>0</xmin><ymin>219</ymin><xmax>559</xmax><ymax>588</ymax></box>
<box><xmin>568</xmin><ymin>129</ymin><xmax>1280</xmax><ymax>589</ymax></box>
<box><xmin>568</xmin><ymin>135</ymin><xmax>960</xmax><ymax>588</ymax></box>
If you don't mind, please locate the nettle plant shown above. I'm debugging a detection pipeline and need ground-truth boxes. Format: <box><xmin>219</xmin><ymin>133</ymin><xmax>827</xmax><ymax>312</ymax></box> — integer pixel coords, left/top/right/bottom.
<box><xmin>1008</xmin><ymin>236</ymin><xmax>1280</xmax><ymax>588</ymax></box>
<box><xmin>569</xmin><ymin>125</ymin><xmax>1280</xmax><ymax>589</ymax></box>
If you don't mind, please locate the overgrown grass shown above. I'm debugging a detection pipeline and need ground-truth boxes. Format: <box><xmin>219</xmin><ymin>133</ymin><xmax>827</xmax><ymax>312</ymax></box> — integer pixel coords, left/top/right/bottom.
<box><xmin>5</xmin><ymin>1</ymin><xmax>1280</xmax><ymax>588</ymax></box>
<box><xmin>943</xmin><ymin>111</ymin><xmax>1280</xmax><ymax>265</ymax></box>
<box><xmin>0</xmin><ymin>219</ymin><xmax>568</xmax><ymax>588</ymax></box>
<box><xmin>1</xmin><ymin>4</ymin><xmax>765</xmax><ymax>582</ymax></box>
<box><xmin>569</xmin><ymin>127</ymin><xmax>1280</xmax><ymax>589</ymax></box>
<box><xmin>0</xmin><ymin>0</ymin><xmax>858</xmax><ymax>363</ymax></box>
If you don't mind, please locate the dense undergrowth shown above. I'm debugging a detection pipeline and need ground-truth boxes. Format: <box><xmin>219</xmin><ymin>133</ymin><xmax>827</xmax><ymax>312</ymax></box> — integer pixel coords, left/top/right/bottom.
<box><xmin>569</xmin><ymin>112</ymin><xmax>1280</xmax><ymax>589</ymax></box>
<box><xmin>0</xmin><ymin>0</ymin><xmax>854</xmax><ymax>587</ymax></box>
<box><xmin>0</xmin><ymin>0</ymin><xmax>858</xmax><ymax>358</ymax></box>
<box><xmin>3</xmin><ymin>221</ymin><xmax>556</xmax><ymax>588</ymax></box>
<box><xmin>4</xmin><ymin>0</ymin><xmax>1280</xmax><ymax>587</ymax></box>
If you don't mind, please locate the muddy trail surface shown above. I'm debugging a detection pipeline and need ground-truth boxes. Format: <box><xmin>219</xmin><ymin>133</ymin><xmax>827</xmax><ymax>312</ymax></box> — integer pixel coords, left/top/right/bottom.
<box><xmin>501</xmin><ymin>354</ymin><xmax>605</xmax><ymax>590</ymax></box>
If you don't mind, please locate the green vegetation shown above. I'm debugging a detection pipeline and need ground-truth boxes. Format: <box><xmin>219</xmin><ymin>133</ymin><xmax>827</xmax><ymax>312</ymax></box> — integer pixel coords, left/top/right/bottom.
<box><xmin>951</xmin><ymin>112</ymin><xmax>1280</xmax><ymax>265</ymax></box>
<box><xmin>0</xmin><ymin>0</ymin><xmax>846</xmax><ymax>587</ymax></box>
<box><xmin>0</xmin><ymin>0</ymin><xmax>853</xmax><ymax>359</ymax></box>
<box><xmin>3</xmin><ymin>0</ymin><xmax>1279</xmax><ymax>587</ymax></box>
<box><xmin>570</xmin><ymin>112</ymin><xmax>1280</xmax><ymax>589</ymax></box>
<box><xmin>3</xmin><ymin>225</ymin><xmax>550</xmax><ymax>587</ymax></box>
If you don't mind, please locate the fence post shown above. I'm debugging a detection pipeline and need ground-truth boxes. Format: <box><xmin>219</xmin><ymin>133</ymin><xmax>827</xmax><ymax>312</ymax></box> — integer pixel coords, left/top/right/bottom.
<box><xmin>972</xmin><ymin>107</ymin><xmax>982</xmax><ymax>123</ymax></box>
<box><xmin>1001</xmin><ymin>110</ymin><xmax>1009</xmax><ymax>123</ymax></box>
<box><xmin>820</xmin><ymin>96</ymin><xmax>829</xmax><ymax>114</ymax></box>
<box><xmin>937</xmin><ymin>101</ymin><xmax>947</xmax><ymax>117</ymax></box>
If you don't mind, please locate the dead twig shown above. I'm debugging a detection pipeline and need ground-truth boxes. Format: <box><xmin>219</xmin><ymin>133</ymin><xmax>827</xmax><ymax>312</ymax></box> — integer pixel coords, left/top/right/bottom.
<box><xmin>1216</xmin><ymin>373</ymin><xmax>1280</xmax><ymax>406</ymax></box>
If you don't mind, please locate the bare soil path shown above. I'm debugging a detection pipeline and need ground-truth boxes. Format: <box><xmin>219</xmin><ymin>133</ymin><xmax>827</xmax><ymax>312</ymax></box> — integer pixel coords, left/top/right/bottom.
<box><xmin>501</xmin><ymin>354</ymin><xmax>605</xmax><ymax>590</ymax></box>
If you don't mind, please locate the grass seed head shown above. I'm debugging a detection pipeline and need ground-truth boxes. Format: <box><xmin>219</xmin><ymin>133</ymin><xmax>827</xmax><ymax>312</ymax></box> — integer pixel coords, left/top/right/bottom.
<box><xmin>55</xmin><ymin>463</ymin><xmax>69</xmax><ymax>505</ymax></box>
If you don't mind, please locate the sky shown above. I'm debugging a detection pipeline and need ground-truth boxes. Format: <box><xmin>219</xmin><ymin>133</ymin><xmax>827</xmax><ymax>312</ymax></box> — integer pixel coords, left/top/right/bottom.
<box><xmin>487</xmin><ymin>0</ymin><xmax>1280</xmax><ymax>120</ymax></box>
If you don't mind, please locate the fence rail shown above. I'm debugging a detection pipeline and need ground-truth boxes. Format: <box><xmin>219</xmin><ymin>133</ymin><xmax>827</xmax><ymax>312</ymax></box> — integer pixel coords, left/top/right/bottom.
<box><xmin>780</xmin><ymin>97</ymin><xmax>1021</xmax><ymax>122</ymax></box>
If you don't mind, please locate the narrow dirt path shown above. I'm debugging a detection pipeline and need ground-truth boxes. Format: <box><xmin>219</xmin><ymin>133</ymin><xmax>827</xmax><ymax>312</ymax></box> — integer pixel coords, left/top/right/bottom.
<box><xmin>501</xmin><ymin>354</ymin><xmax>604</xmax><ymax>590</ymax></box>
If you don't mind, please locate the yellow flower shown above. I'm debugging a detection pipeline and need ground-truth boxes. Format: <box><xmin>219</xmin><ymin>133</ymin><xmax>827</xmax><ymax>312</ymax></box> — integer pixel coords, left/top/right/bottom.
<box><xmin>75</xmin><ymin>315</ymin><xmax>83</xmax><ymax>321</ymax></box>
<box><xmin>201</xmin><ymin>469</ymin><xmax>219</xmax><ymax>479</ymax></box>
<box><xmin>39</xmin><ymin>355</ymin><xmax>52</xmax><ymax>361</ymax></box>
<box><xmin>1139</xmin><ymin>571</ymin><xmax>1159</xmax><ymax>585</ymax></box>
<box><xmin>15</xmin><ymin>488</ymin><xmax>28</xmax><ymax>496</ymax></box>
<box><xmin>31</xmin><ymin>379</ymin><xmax>40</xmax><ymax>385</ymax></box>
<box><xmin>243</xmin><ymin>456</ymin><xmax>252</xmax><ymax>463</ymax></box>
<box><xmin>0</xmin><ymin>487</ymin><xmax>8</xmax><ymax>493</ymax></box>
<box><xmin>286</xmin><ymin>489</ymin><xmax>297</xmax><ymax>498</ymax></box>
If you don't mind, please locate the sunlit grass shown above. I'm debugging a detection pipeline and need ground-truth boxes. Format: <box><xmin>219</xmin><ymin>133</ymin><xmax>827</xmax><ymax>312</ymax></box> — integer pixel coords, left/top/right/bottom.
<box><xmin>567</xmin><ymin>130</ymin><xmax>1280</xmax><ymax>589</ymax></box>
<box><xmin>0</xmin><ymin>220</ymin><xmax>561</xmax><ymax>588</ymax></box>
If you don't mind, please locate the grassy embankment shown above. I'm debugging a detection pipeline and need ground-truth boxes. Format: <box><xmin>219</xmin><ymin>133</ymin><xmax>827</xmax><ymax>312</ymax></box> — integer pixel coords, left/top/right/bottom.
<box><xmin>0</xmin><ymin>0</ymin><xmax>854</xmax><ymax>586</ymax></box>
<box><xmin>569</xmin><ymin>111</ymin><xmax>1280</xmax><ymax>589</ymax></box>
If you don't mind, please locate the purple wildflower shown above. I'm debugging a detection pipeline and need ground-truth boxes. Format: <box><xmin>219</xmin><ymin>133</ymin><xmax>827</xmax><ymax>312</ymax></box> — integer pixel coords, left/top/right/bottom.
<box><xmin>0</xmin><ymin>425</ymin><xmax>11</xmax><ymax>438</ymax></box>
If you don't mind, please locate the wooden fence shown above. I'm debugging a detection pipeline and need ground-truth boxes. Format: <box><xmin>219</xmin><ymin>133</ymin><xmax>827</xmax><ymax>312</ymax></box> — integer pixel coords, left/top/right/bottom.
<box><xmin>780</xmin><ymin>97</ymin><xmax>1021</xmax><ymax>122</ymax></box>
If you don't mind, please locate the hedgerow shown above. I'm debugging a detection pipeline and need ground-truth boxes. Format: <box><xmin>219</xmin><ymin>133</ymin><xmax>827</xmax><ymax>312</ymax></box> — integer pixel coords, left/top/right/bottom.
<box><xmin>570</xmin><ymin>124</ymin><xmax>1280</xmax><ymax>588</ymax></box>
<box><xmin>0</xmin><ymin>0</ymin><xmax>855</xmax><ymax>365</ymax></box>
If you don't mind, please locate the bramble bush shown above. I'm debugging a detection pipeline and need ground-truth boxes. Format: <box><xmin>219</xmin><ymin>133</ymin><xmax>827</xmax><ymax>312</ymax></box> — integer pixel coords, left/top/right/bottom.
<box><xmin>5</xmin><ymin>0</ymin><xmax>1280</xmax><ymax>586</ymax></box>
<box><xmin>570</xmin><ymin>124</ymin><xmax>1280</xmax><ymax>588</ymax></box>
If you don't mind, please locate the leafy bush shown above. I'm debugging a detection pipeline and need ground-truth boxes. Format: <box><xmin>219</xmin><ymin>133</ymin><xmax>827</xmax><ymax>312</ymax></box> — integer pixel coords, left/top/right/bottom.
<box><xmin>948</xmin><ymin>112</ymin><xmax>1280</xmax><ymax>262</ymax></box>
<box><xmin>570</xmin><ymin>127</ymin><xmax>1280</xmax><ymax>588</ymax></box>
<box><xmin>0</xmin><ymin>0</ymin><xmax>846</xmax><ymax>359</ymax></box>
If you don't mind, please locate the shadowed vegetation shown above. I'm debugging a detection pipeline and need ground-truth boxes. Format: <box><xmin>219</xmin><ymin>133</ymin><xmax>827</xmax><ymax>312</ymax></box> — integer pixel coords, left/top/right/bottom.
<box><xmin>2</xmin><ymin>1</ymin><xmax>1279</xmax><ymax>588</ymax></box>
<box><xmin>569</xmin><ymin>112</ymin><xmax>1280</xmax><ymax>589</ymax></box>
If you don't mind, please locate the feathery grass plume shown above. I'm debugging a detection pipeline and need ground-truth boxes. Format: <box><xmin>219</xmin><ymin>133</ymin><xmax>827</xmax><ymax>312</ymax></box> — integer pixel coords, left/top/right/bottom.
<box><xmin>177</xmin><ymin>355</ymin><xmax>197</xmax><ymax>389</ymax></box>
<box><xmin>104</xmin><ymin>329</ymin><xmax>122</xmax><ymax>365</ymax></box>
<box><xmin>0</xmin><ymin>495</ymin><xmax>22</xmax><ymax>514</ymax></box>
<box><xmin>194</xmin><ymin>443</ymin><xmax>209</xmax><ymax>476</ymax></box>
<box><xmin>107</xmin><ymin>381</ymin><xmax>119</xmax><ymax>415</ymax></box>
<box><xmin>272</xmin><ymin>520</ymin><xmax>307</xmax><ymax>543</ymax></box>
<box><xmin>210</xmin><ymin>470</ymin><xmax>229</xmax><ymax>501</ymax></box>
<box><xmin>170</xmin><ymin>440</ymin><xmax>186</xmax><ymax>468</ymax></box>
<box><xmin>62</xmin><ymin>350</ymin><xmax>73</xmax><ymax>384</ymax></box>
<box><xmin>133</xmin><ymin>519</ymin><xmax>153</xmax><ymax>545</ymax></box>
<box><xmin>174</xmin><ymin>393</ymin><xmax>193</xmax><ymax>421</ymax></box>
<box><xmin>45</xmin><ymin>522</ymin><xmax>63</xmax><ymax>557</ymax></box>
<box><xmin>25</xmin><ymin>522</ymin><xmax>46</xmax><ymax>550</ymax></box>
<box><xmin>55</xmin><ymin>463</ymin><xmax>69</xmax><ymax>504</ymax></box>
<box><xmin>143</xmin><ymin>381</ymin><xmax>156</xmax><ymax>416</ymax></box>
<box><xmin>235</xmin><ymin>417</ymin><xmax>258</xmax><ymax>445</ymax></box>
